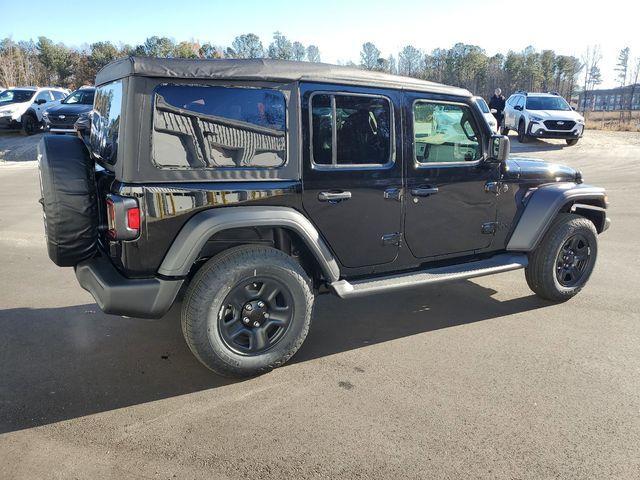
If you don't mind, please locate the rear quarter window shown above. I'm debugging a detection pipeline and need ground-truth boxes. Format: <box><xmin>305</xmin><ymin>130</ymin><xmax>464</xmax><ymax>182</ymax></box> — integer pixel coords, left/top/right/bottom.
<box><xmin>152</xmin><ymin>85</ymin><xmax>286</xmax><ymax>169</ymax></box>
<box><xmin>90</xmin><ymin>80</ymin><xmax>123</xmax><ymax>166</ymax></box>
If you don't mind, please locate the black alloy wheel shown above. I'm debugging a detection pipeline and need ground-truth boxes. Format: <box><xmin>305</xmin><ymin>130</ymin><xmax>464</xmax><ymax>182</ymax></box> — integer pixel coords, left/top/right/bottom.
<box><xmin>555</xmin><ymin>233</ymin><xmax>591</xmax><ymax>287</ymax></box>
<box><xmin>181</xmin><ymin>245</ymin><xmax>314</xmax><ymax>377</ymax></box>
<box><xmin>218</xmin><ymin>277</ymin><xmax>294</xmax><ymax>355</ymax></box>
<box><xmin>525</xmin><ymin>213</ymin><xmax>598</xmax><ymax>302</ymax></box>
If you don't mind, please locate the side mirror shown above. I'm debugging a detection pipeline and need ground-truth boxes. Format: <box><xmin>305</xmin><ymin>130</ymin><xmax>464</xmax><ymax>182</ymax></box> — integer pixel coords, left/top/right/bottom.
<box><xmin>35</xmin><ymin>98</ymin><xmax>47</xmax><ymax>105</ymax></box>
<box><xmin>489</xmin><ymin>134</ymin><xmax>510</xmax><ymax>163</ymax></box>
<box><xmin>514</xmin><ymin>105</ymin><xmax>522</xmax><ymax>111</ymax></box>
<box><xmin>490</xmin><ymin>108</ymin><xmax>497</xmax><ymax>114</ymax></box>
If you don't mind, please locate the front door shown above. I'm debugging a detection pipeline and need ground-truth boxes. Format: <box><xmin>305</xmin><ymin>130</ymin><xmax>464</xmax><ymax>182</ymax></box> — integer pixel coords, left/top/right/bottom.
<box><xmin>300</xmin><ymin>83</ymin><xmax>402</xmax><ymax>268</ymax></box>
<box><xmin>404</xmin><ymin>94</ymin><xmax>499</xmax><ymax>259</ymax></box>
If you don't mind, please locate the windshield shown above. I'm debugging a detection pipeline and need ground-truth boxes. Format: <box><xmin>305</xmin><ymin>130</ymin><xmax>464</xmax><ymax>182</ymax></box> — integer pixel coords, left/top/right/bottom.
<box><xmin>526</xmin><ymin>96</ymin><xmax>571</xmax><ymax>111</ymax></box>
<box><xmin>0</xmin><ymin>89</ymin><xmax>35</xmax><ymax>104</ymax></box>
<box><xmin>475</xmin><ymin>97</ymin><xmax>490</xmax><ymax>113</ymax></box>
<box><xmin>63</xmin><ymin>89</ymin><xmax>95</xmax><ymax>105</ymax></box>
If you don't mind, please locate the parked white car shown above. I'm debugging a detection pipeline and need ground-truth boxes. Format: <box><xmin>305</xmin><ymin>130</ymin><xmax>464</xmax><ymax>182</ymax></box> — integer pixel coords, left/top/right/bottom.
<box><xmin>0</xmin><ymin>87</ymin><xmax>69</xmax><ymax>135</ymax></box>
<box><xmin>473</xmin><ymin>96</ymin><xmax>498</xmax><ymax>132</ymax></box>
<box><xmin>502</xmin><ymin>91</ymin><xmax>585</xmax><ymax>146</ymax></box>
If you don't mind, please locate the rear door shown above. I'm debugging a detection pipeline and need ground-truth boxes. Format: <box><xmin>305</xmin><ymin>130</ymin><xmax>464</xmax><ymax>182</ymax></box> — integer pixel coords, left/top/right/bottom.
<box><xmin>300</xmin><ymin>83</ymin><xmax>403</xmax><ymax>268</ymax></box>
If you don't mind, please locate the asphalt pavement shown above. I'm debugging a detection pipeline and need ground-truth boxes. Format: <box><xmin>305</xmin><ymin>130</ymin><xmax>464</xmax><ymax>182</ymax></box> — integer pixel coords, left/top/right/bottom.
<box><xmin>0</xmin><ymin>131</ymin><xmax>639</xmax><ymax>479</ymax></box>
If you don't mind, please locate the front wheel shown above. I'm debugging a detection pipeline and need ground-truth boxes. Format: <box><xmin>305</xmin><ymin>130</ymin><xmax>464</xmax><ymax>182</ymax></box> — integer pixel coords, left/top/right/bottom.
<box><xmin>181</xmin><ymin>245</ymin><xmax>314</xmax><ymax>378</ymax></box>
<box><xmin>21</xmin><ymin>114</ymin><xmax>40</xmax><ymax>136</ymax></box>
<box><xmin>525</xmin><ymin>213</ymin><xmax>598</xmax><ymax>302</ymax></box>
<box><xmin>517</xmin><ymin>120</ymin><xmax>529</xmax><ymax>143</ymax></box>
<box><xmin>566</xmin><ymin>138</ymin><xmax>579</xmax><ymax>146</ymax></box>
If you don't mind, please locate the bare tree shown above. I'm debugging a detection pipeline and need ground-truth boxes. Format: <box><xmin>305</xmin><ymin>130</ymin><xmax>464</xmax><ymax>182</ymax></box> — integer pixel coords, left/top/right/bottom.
<box><xmin>615</xmin><ymin>47</ymin><xmax>630</xmax><ymax>109</ymax></box>
<box><xmin>292</xmin><ymin>42</ymin><xmax>306</xmax><ymax>61</ymax></box>
<box><xmin>360</xmin><ymin>42</ymin><xmax>380</xmax><ymax>70</ymax></box>
<box><xmin>581</xmin><ymin>45</ymin><xmax>602</xmax><ymax>111</ymax></box>
<box><xmin>398</xmin><ymin>45</ymin><xmax>422</xmax><ymax>77</ymax></box>
<box><xmin>306</xmin><ymin>45</ymin><xmax>321</xmax><ymax>63</ymax></box>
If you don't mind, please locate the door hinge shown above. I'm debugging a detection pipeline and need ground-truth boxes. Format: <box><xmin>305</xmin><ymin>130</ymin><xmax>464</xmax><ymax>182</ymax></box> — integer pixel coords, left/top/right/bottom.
<box><xmin>481</xmin><ymin>222</ymin><xmax>498</xmax><ymax>235</ymax></box>
<box><xmin>381</xmin><ymin>232</ymin><xmax>402</xmax><ymax>246</ymax></box>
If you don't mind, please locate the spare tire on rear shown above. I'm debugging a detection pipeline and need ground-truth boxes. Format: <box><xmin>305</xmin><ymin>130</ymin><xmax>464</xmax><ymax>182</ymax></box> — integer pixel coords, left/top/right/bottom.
<box><xmin>38</xmin><ymin>135</ymin><xmax>98</xmax><ymax>267</ymax></box>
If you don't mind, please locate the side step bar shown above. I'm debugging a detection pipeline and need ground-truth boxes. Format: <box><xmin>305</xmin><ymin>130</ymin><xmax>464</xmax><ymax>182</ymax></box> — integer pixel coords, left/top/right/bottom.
<box><xmin>331</xmin><ymin>253</ymin><xmax>528</xmax><ymax>299</ymax></box>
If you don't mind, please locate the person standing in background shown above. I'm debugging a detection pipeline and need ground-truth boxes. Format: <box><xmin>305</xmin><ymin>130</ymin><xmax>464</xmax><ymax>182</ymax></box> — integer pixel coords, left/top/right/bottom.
<box><xmin>489</xmin><ymin>88</ymin><xmax>506</xmax><ymax>129</ymax></box>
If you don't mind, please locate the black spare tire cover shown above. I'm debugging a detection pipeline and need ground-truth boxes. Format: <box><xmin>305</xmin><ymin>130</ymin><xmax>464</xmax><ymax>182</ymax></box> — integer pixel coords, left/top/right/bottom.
<box><xmin>38</xmin><ymin>135</ymin><xmax>98</xmax><ymax>267</ymax></box>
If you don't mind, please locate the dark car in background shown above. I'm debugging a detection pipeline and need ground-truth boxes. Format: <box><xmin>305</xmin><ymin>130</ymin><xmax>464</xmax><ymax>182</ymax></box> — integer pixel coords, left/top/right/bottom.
<box><xmin>43</xmin><ymin>86</ymin><xmax>95</xmax><ymax>134</ymax></box>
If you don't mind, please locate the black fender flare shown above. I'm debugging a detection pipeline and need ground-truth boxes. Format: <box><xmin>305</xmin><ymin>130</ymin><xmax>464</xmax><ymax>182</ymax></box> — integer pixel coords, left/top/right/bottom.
<box><xmin>157</xmin><ymin>206</ymin><xmax>341</xmax><ymax>282</ymax></box>
<box><xmin>506</xmin><ymin>182</ymin><xmax>607</xmax><ymax>252</ymax></box>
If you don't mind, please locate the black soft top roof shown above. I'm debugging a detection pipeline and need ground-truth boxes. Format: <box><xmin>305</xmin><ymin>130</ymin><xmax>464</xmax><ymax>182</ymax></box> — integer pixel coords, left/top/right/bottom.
<box><xmin>95</xmin><ymin>57</ymin><xmax>470</xmax><ymax>96</ymax></box>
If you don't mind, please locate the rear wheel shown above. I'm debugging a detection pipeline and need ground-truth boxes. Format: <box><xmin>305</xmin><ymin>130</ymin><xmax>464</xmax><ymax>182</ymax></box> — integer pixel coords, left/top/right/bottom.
<box><xmin>566</xmin><ymin>138</ymin><xmax>579</xmax><ymax>146</ymax></box>
<box><xmin>181</xmin><ymin>245</ymin><xmax>314</xmax><ymax>378</ymax></box>
<box><xmin>525</xmin><ymin>213</ymin><xmax>598</xmax><ymax>302</ymax></box>
<box><xmin>517</xmin><ymin>120</ymin><xmax>529</xmax><ymax>143</ymax></box>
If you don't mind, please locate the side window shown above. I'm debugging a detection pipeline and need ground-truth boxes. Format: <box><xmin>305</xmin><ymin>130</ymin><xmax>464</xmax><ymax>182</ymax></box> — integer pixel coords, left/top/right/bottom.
<box><xmin>153</xmin><ymin>85</ymin><xmax>286</xmax><ymax>169</ymax></box>
<box><xmin>35</xmin><ymin>91</ymin><xmax>51</xmax><ymax>103</ymax></box>
<box><xmin>51</xmin><ymin>91</ymin><xmax>66</xmax><ymax>101</ymax></box>
<box><xmin>413</xmin><ymin>101</ymin><xmax>482</xmax><ymax>164</ymax></box>
<box><xmin>310</xmin><ymin>93</ymin><xmax>392</xmax><ymax>167</ymax></box>
<box><xmin>516</xmin><ymin>96</ymin><xmax>525</xmax><ymax>109</ymax></box>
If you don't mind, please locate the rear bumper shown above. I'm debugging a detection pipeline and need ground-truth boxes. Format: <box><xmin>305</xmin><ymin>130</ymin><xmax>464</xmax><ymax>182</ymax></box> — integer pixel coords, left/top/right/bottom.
<box><xmin>527</xmin><ymin>121</ymin><xmax>584</xmax><ymax>139</ymax></box>
<box><xmin>75</xmin><ymin>255</ymin><xmax>183</xmax><ymax>318</ymax></box>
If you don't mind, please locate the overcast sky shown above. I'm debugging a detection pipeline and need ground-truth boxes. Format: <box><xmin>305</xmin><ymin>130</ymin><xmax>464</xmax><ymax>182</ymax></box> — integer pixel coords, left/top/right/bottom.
<box><xmin>2</xmin><ymin>0</ymin><xmax>637</xmax><ymax>88</ymax></box>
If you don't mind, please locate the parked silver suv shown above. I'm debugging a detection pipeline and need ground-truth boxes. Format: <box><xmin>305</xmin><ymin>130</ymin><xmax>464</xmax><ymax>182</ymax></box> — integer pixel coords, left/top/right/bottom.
<box><xmin>502</xmin><ymin>91</ymin><xmax>585</xmax><ymax>146</ymax></box>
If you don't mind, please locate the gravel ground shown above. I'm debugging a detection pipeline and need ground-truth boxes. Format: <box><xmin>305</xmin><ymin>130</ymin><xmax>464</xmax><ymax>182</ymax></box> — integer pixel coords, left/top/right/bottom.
<box><xmin>0</xmin><ymin>131</ymin><xmax>43</xmax><ymax>163</ymax></box>
<box><xmin>0</xmin><ymin>130</ymin><xmax>639</xmax><ymax>479</ymax></box>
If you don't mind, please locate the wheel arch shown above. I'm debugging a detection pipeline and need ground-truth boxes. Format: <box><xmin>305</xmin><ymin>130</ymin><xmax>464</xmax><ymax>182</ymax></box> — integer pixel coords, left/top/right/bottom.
<box><xmin>157</xmin><ymin>206</ymin><xmax>341</xmax><ymax>283</ymax></box>
<box><xmin>506</xmin><ymin>183</ymin><xmax>607</xmax><ymax>251</ymax></box>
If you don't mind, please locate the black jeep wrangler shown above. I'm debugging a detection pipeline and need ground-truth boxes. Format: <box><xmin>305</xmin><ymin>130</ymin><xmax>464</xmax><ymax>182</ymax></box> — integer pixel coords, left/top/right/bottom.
<box><xmin>39</xmin><ymin>57</ymin><xmax>610</xmax><ymax>377</ymax></box>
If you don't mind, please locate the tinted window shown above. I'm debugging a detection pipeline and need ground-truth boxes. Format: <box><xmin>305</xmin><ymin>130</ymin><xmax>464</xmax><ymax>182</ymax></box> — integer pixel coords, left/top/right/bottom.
<box><xmin>413</xmin><ymin>101</ymin><xmax>481</xmax><ymax>164</ymax></box>
<box><xmin>90</xmin><ymin>80</ymin><xmax>123</xmax><ymax>165</ymax></box>
<box><xmin>153</xmin><ymin>85</ymin><xmax>286</xmax><ymax>169</ymax></box>
<box><xmin>0</xmin><ymin>89</ymin><xmax>35</xmax><ymax>104</ymax></box>
<box><xmin>310</xmin><ymin>93</ymin><xmax>392</xmax><ymax>167</ymax></box>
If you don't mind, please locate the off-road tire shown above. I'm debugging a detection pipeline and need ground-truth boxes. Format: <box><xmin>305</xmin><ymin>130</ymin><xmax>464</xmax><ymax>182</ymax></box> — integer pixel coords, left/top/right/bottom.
<box><xmin>566</xmin><ymin>138</ymin><xmax>579</xmax><ymax>146</ymax></box>
<box><xmin>38</xmin><ymin>135</ymin><xmax>98</xmax><ymax>266</ymax></box>
<box><xmin>181</xmin><ymin>245</ymin><xmax>314</xmax><ymax>378</ymax></box>
<box><xmin>517</xmin><ymin>120</ymin><xmax>529</xmax><ymax>143</ymax></box>
<box><xmin>21</xmin><ymin>113</ymin><xmax>40</xmax><ymax>136</ymax></box>
<box><xmin>525</xmin><ymin>213</ymin><xmax>598</xmax><ymax>302</ymax></box>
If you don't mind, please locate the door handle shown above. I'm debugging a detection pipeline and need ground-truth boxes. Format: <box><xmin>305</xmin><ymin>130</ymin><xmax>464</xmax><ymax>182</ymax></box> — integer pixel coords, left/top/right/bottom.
<box><xmin>410</xmin><ymin>187</ymin><xmax>439</xmax><ymax>197</ymax></box>
<box><xmin>318</xmin><ymin>191</ymin><xmax>352</xmax><ymax>202</ymax></box>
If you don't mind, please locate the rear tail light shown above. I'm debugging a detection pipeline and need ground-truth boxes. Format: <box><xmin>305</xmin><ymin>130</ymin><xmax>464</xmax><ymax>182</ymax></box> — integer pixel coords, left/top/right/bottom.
<box><xmin>105</xmin><ymin>195</ymin><xmax>141</xmax><ymax>240</ymax></box>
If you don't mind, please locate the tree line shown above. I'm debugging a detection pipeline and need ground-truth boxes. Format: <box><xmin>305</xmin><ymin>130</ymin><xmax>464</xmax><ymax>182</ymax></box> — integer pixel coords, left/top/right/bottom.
<box><xmin>1</xmin><ymin>32</ymin><xmax>638</xmax><ymax>106</ymax></box>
